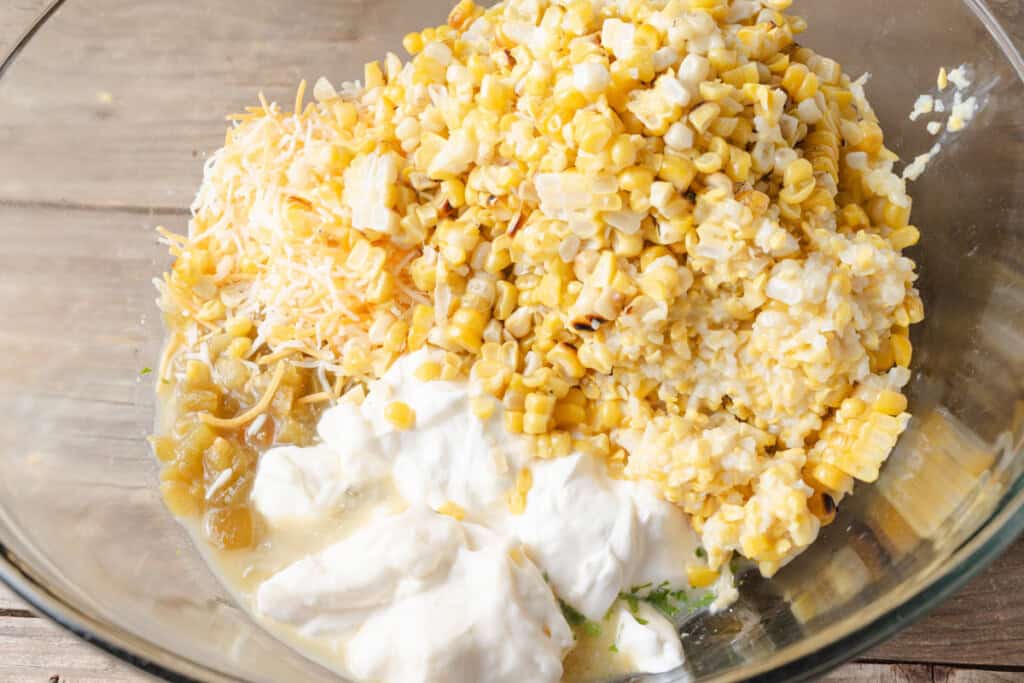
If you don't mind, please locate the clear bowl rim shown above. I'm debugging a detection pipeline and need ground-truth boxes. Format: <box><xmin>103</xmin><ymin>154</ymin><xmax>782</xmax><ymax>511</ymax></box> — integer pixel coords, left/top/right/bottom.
<box><xmin>0</xmin><ymin>0</ymin><xmax>1022</xmax><ymax>681</ymax></box>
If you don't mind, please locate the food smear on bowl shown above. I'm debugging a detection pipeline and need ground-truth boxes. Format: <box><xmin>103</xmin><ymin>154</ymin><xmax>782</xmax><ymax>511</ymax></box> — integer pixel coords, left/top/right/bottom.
<box><xmin>150</xmin><ymin>0</ymin><xmax>926</xmax><ymax>679</ymax></box>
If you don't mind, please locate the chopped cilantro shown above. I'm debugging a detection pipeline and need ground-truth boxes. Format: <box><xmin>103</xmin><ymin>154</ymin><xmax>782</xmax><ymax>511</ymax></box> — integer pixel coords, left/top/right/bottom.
<box><xmin>139</xmin><ymin>367</ymin><xmax>153</xmax><ymax>375</ymax></box>
<box><xmin>695</xmin><ymin>547</ymin><xmax>706</xmax><ymax>559</ymax></box>
<box><xmin>559</xmin><ymin>599</ymin><xmax>587</xmax><ymax>627</ymax></box>
<box><xmin>694</xmin><ymin>592</ymin><xmax>715</xmax><ymax>609</ymax></box>
<box><xmin>582</xmin><ymin>621</ymin><xmax>602</xmax><ymax>638</ymax></box>
<box><xmin>628</xmin><ymin>582</ymin><xmax>652</xmax><ymax>593</ymax></box>
<box><xmin>608</xmin><ymin>643</ymin><xmax>619</xmax><ymax>653</ymax></box>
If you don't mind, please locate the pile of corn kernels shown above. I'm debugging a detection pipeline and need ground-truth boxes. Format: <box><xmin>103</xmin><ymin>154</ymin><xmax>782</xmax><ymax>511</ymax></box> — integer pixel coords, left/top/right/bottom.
<box><xmin>157</xmin><ymin>0</ymin><xmax>924</xmax><ymax>576</ymax></box>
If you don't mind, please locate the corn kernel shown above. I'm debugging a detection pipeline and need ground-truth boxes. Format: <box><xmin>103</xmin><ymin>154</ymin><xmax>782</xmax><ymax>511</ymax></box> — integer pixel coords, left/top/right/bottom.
<box><xmin>415</xmin><ymin>361</ymin><xmax>442</xmax><ymax>381</ymax></box>
<box><xmin>687</xmin><ymin>564</ymin><xmax>719</xmax><ymax>589</ymax></box>
<box><xmin>384</xmin><ymin>401</ymin><xmax>416</xmax><ymax>430</ymax></box>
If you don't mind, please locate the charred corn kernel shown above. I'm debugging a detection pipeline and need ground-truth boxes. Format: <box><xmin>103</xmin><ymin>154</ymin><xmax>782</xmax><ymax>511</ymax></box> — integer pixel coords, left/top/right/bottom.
<box><xmin>415</xmin><ymin>360</ymin><xmax>442</xmax><ymax>381</ymax></box>
<box><xmin>807</xmin><ymin>491</ymin><xmax>837</xmax><ymax>524</ymax></box>
<box><xmin>687</xmin><ymin>564</ymin><xmax>719</xmax><ymax>589</ymax></box>
<box><xmin>891</xmin><ymin>333</ymin><xmax>913</xmax><ymax>367</ymax></box>
<box><xmin>384</xmin><ymin>401</ymin><xmax>416</xmax><ymax>430</ymax></box>
<box><xmin>874</xmin><ymin>390</ymin><xmax>908</xmax><ymax>416</ymax></box>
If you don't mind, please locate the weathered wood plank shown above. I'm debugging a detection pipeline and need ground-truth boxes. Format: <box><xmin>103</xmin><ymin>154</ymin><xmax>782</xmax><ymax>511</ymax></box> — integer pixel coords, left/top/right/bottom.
<box><xmin>0</xmin><ymin>582</ymin><xmax>29</xmax><ymax>614</ymax></box>
<box><xmin>0</xmin><ymin>615</ymin><xmax>149</xmax><ymax>682</ymax></box>
<box><xmin>0</xmin><ymin>0</ymin><xmax>452</xmax><ymax>209</ymax></box>
<box><xmin>867</xmin><ymin>537</ymin><xmax>1024</xmax><ymax>667</ymax></box>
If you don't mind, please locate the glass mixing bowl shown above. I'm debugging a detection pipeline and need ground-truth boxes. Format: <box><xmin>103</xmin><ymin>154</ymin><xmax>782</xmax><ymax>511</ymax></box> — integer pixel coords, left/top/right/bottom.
<box><xmin>0</xmin><ymin>0</ymin><xmax>1022</xmax><ymax>681</ymax></box>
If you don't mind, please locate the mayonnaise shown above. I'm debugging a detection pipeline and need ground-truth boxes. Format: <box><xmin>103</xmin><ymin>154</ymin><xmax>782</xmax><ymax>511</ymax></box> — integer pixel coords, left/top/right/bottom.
<box><xmin>245</xmin><ymin>349</ymin><xmax>707</xmax><ymax>682</ymax></box>
<box><xmin>615</xmin><ymin>602</ymin><xmax>685</xmax><ymax>674</ymax></box>
<box><xmin>514</xmin><ymin>453</ymin><xmax>699</xmax><ymax>621</ymax></box>
<box><xmin>258</xmin><ymin>506</ymin><xmax>573</xmax><ymax>683</ymax></box>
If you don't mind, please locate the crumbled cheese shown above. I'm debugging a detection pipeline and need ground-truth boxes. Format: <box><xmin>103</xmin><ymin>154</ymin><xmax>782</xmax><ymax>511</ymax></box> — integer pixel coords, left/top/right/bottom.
<box><xmin>908</xmin><ymin>94</ymin><xmax>934</xmax><ymax>122</ymax></box>
<box><xmin>937</xmin><ymin>66</ymin><xmax>949</xmax><ymax>91</ymax></box>
<box><xmin>948</xmin><ymin>92</ymin><xmax>978</xmax><ymax>133</ymax></box>
<box><xmin>926</xmin><ymin>121</ymin><xmax>942</xmax><ymax>136</ymax></box>
<box><xmin>948</xmin><ymin>64</ymin><xmax>972</xmax><ymax>90</ymax></box>
<box><xmin>902</xmin><ymin>143</ymin><xmax>942</xmax><ymax>182</ymax></box>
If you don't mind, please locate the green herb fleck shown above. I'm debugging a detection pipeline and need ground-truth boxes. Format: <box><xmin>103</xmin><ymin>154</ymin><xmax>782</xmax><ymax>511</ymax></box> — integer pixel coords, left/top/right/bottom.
<box><xmin>139</xmin><ymin>367</ymin><xmax>153</xmax><ymax>375</ymax></box>
<box><xmin>628</xmin><ymin>582</ymin><xmax>652</xmax><ymax>594</ymax></box>
<box><xmin>608</xmin><ymin>644</ymin><xmax>619</xmax><ymax>653</ymax></box>
<box><xmin>582</xmin><ymin>621</ymin><xmax>602</xmax><ymax>638</ymax></box>
<box><xmin>694</xmin><ymin>592</ymin><xmax>715</xmax><ymax>609</ymax></box>
<box><xmin>559</xmin><ymin>599</ymin><xmax>587</xmax><ymax>627</ymax></box>
<box><xmin>695</xmin><ymin>547</ymin><xmax>706</xmax><ymax>559</ymax></box>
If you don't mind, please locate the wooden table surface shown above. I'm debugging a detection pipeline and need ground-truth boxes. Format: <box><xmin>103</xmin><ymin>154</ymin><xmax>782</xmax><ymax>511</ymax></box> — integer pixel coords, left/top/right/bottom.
<box><xmin>1</xmin><ymin>0</ymin><xmax>1022</xmax><ymax>681</ymax></box>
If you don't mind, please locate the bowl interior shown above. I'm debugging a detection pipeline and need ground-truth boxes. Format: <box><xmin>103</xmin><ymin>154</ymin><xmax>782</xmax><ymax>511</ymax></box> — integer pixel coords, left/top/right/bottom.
<box><xmin>0</xmin><ymin>1</ymin><xmax>1022</xmax><ymax>681</ymax></box>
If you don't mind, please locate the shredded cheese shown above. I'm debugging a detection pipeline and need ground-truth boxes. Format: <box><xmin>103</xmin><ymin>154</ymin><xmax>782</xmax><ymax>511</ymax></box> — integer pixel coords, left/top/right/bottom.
<box><xmin>200</xmin><ymin>362</ymin><xmax>287</xmax><ymax>428</ymax></box>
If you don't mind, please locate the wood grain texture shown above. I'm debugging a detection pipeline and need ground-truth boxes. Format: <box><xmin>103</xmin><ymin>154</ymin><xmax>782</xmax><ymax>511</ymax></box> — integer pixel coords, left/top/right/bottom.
<box><xmin>0</xmin><ymin>1</ymin><xmax>1023</xmax><ymax>682</ymax></box>
<box><xmin>0</xmin><ymin>615</ymin><xmax>149</xmax><ymax>682</ymax></box>
<box><xmin>868</xmin><ymin>538</ymin><xmax>1024</xmax><ymax>667</ymax></box>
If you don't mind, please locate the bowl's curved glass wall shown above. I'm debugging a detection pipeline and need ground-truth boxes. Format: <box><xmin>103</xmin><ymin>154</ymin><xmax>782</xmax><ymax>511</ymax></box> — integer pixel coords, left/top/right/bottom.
<box><xmin>0</xmin><ymin>1</ymin><xmax>1021</xmax><ymax>681</ymax></box>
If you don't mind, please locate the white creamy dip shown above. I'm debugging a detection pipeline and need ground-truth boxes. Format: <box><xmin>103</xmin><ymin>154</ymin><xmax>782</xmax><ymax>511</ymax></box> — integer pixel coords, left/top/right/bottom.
<box><xmin>244</xmin><ymin>350</ymin><xmax>708</xmax><ymax>683</ymax></box>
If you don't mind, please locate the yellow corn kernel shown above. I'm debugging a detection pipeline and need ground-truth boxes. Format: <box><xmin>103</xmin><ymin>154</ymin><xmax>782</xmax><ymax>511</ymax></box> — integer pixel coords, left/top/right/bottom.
<box><xmin>610</xmin><ymin>135</ymin><xmax>638</xmax><ymax>170</ymax></box>
<box><xmin>722</xmin><ymin>62</ymin><xmax>760</xmax><ymax>87</ymax></box>
<box><xmin>402</xmin><ymin>32</ymin><xmax>424</xmax><ymax>55</ymax></box>
<box><xmin>415</xmin><ymin>360</ymin><xmax>442</xmax><ymax>382</ymax></box>
<box><xmin>225</xmin><ymin>337</ymin><xmax>252</xmax><ymax>359</ymax></box>
<box><xmin>874</xmin><ymin>389</ymin><xmax>908</xmax><ymax>416</ymax></box>
<box><xmin>448</xmin><ymin>307</ymin><xmax>487</xmax><ymax>352</ymax></box>
<box><xmin>891</xmin><ymin>333</ymin><xmax>913</xmax><ymax>367</ymax></box>
<box><xmin>694</xmin><ymin>152</ymin><xmax>723</xmax><ymax>174</ymax></box>
<box><xmin>505</xmin><ymin>410</ymin><xmax>525</xmax><ymax>434</ymax></box>
<box><xmin>437</xmin><ymin>500</ymin><xmax>467</xmax><ymax>521</ymax></box>
<box><xmin>407</xmin><ymin>304</ymin><xmax>434</xmax><ymax>351</ymax></box>
<box><xmin>594</xmin><ymin>399</ymin><xmax>623</xmax><ymax>429</ymax></box>
<box><xmin>782</xmin><ymin>63</ymin><xmax>818</xmax><ymax>101</ymax></box>
<box><xmin>471</xmin><ymin>395</ymin><xmax>497</xmax><ymax>420</ymax></box>
<box><xmin>479</xmin><ymin>74</ymin><xmax>513</xmax><ymax>111</ymax></box>
<box><xmin>507</xmin><ymin>468</ymin><xmax>533</xmax><ymax>514</ymax></box>
<box><xmin>687</xmin><ymin>564</ymin><xmax>719</xmax><ymax>589</ymax></box>
<box><xmin>225</xmin><ymin>316</ymin><xmax>253</xmax><ymax>337</ymax></box>
<box><xmin>658</xmin><ymin>154</ymin><xmax>697</xmax><ymax>191</ymax></box>
<box><xmin>689</xmin><ymin>102</ymin><xmax>721</xmax><ymax>134</ymax></box>
<box><xmin>547</xmin><ymin>343</ymin><xmax>586</xmax><ymax>379</ymax></box>
<box><xmin>620</xmin><ymin>166</ymin><xmax>656</xmax><ymax>194</ymax></box>
<box><xmin>384</xmin><ymin>401</ymin><xmax>416</xmax><ymax>430</ymax></box>
<box><xmin>890</xmin><ymin>226</ymin><xmax>920</xmax><ymax>250</ymax></box>
<box><xmin>578</xmin><ymin>340</ymin><xmax>614</xmax><ymax>374</ymax></box>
